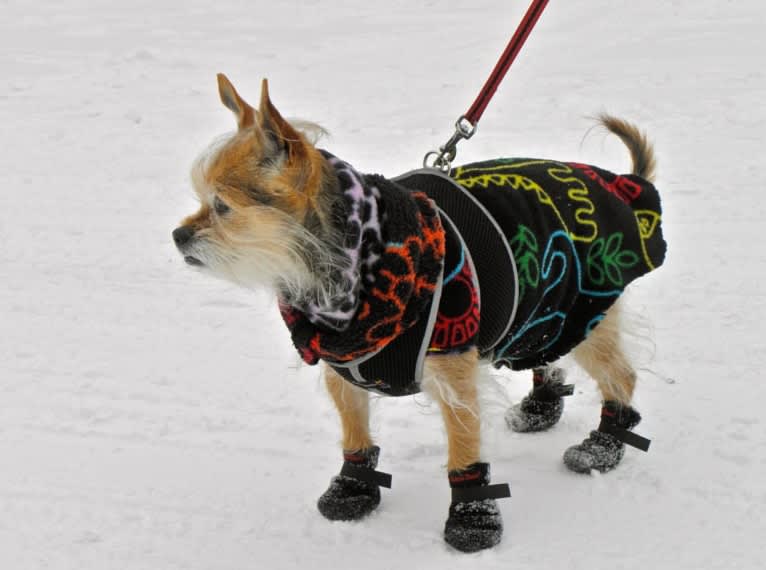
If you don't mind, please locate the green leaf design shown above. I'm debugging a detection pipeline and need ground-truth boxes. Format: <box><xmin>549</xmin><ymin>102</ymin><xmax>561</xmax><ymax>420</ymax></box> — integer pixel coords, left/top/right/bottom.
<box><xmin>616</xmin><ymin>250</ymin><xmax>639</xmax><ymax>268</ymax></box>
<box><xmin>586</xmin><ymin>238</ymin><xmax>606</xmax><ymax>286</ymax></box>
<box><xmin>510</xmin><ymin>225</ymin><xmax>539</xmax><ymax>298</ymax></box>
<box><xmin>587</xmin><ymin>232</ymin><xmax>639</xmax><ymax>288</ymax></box>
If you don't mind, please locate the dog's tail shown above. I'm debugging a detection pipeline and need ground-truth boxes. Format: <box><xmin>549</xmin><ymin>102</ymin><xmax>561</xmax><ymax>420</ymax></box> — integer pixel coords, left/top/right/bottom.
<box><xmin>599</xmin><ymin>114</ymin><xmax>657</xmax><ymax>183</ymax></box>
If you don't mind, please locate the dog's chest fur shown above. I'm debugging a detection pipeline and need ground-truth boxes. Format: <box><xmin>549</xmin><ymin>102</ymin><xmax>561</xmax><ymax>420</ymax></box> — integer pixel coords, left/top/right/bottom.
<box><xmin>281</xmin><ymin>156</ymin><xmax>666</xmax><ymax>396</ymax></box>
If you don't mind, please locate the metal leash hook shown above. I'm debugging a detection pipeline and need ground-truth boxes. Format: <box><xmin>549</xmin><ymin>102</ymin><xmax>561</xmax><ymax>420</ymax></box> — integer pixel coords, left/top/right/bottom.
<box><xmin>423</xmin><ymin>115</ymin><xmax>477</xmax><ymax>173</ymax></box>
<box><xmin>421</xmin><ymin>0</ymin><xmax>549</xmax><ymax>174</ymax></box>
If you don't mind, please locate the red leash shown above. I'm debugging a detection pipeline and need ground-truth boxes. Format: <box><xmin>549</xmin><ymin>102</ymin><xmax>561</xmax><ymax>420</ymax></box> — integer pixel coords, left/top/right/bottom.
<box><xmin>424</xmin><ymin>0</ymin><xmax>550</xmax><ymax>171</ymax></box>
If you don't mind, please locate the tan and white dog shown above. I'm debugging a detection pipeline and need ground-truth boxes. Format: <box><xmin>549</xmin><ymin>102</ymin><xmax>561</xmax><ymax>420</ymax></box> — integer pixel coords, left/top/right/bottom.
<box><xmin>173</xmin><ymin>74</ymin><xmax>665</xmax><ymax>552</ymax></box>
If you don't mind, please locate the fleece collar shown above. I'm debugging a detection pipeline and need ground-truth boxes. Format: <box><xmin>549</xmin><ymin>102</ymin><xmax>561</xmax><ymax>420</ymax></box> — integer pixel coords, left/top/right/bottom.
<box><xmin>282</xmin><ymin>151</ymin><xmax>384</xmax><ymax>332</ymax></box>
<box><xmin>279</xmin><ymin>153</ymin><xmax>445</xmax><ymax>365</ymax></box>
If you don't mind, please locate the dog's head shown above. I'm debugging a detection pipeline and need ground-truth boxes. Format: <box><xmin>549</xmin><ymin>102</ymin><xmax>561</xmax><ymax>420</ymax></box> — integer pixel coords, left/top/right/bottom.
<box><xmin>173</xmin><ymin>74</ymin><xmax>336</xmax><ymax>293</ymax></box>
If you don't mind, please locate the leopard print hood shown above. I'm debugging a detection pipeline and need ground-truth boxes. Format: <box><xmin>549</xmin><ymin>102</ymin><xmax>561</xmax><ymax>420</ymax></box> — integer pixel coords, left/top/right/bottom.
<box><xmin>278</xmin><ymin>152</ymin><xmax>445</xmax><ymax>365</ymax></box>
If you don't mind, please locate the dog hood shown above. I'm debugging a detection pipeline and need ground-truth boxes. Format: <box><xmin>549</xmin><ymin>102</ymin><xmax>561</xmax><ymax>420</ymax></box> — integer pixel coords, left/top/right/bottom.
<box><xmin>278</xmin><ymin>153</ymin><xmax>446</xmax><ymax>382</ymax></box>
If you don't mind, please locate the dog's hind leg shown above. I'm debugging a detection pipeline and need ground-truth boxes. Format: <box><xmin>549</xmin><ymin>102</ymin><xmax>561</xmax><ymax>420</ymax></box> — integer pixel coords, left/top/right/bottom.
<box><xmin>573</xmin><ymin>301</ymin><xmax>637</xmax><ymax>404</ymax></box>
<box><xmin>563</xmin><ymin>301</ymin><xmax>649</xmax><ymax>473</ymax></box>
<box><xmin>317</xmin><ymin>366</ymin><xmax>389</xmax><ymax>521</ymax></box>
<box><xmin>423</xmin><ymin>349</ymin><xmax>508</xmax><ymax>552</ymax></box>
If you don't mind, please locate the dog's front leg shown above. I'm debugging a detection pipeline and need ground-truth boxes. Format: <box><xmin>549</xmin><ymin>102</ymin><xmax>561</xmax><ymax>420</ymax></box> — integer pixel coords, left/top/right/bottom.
<box><xmin>423</xmin><ymin>350</ymin><xmax>481</xmax><ymax>471</ymax></box>
<box><xmin>424</xmin><ymin>349</ymin><xmax>507</xmax><ymax>552</ymax></box>
<box><xmin>325</xmin><ymin>367</ymin><xmax>373</xmax><ymax>452</ymax></box>
<box><xmin>317</xmin><ymin>366</ymin><xmax>390</xmax><ymax>521</ymax></box>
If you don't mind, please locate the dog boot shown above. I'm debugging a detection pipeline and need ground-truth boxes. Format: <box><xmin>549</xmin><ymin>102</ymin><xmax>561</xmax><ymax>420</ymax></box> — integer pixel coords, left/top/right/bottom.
<box><xmin>317</xmin><ymin>446</ymin><xmax>392</xmax><ymax>521</ymax></box>
<box><xmin>563</xmin><ymin>401</ymin><xmax>651</xmax><ymax>474</ymax></box>
<box><xmin>506</xmin><ymin>367</ymin><xmax>574</xmax><ymax>433</ymax></box>
<box><xmin>444</xmin><ymin>462</ymin><xmax>510</xmax><ymax>553</ymax></box>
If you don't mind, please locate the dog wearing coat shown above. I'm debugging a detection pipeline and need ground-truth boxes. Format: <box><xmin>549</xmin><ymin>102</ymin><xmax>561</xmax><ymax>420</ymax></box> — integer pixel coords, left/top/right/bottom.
<box><xmin>173</xmin><ymin>74</ymin><xmax>666</xmax><ymax>552</ymax></box>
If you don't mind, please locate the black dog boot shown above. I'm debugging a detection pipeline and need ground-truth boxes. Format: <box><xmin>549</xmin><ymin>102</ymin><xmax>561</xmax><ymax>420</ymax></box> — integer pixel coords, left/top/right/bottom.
<box><xmin>444</xmin><ymin>462</ymin><xmax>510</xmax><ymax>553</ymax></box>
<box><xmin>317</xmin><ymin>446</ymin><xmax>392</xmax><ymax>521</ymax></box>
<box><xmin>563</xmin><ymin>401</ymin><xmax>650</xmax><ymax>474</ymax></box>
<box><xmin>506</xmin><ymin>367</ymin><xmax>574</xmax><ymax>433</ymax></box>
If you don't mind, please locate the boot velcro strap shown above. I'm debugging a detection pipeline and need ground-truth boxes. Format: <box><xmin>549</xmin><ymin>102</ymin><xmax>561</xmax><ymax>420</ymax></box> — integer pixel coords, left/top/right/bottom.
<box><xmin>599</xmin><ymin>422</ymin><xmax>651</xmax><ymax>452</ymax></box>
<box><xmin>451</xmin><ymin>483</ymin><xmax>511</xmax><ymax>504</ymax></box>
<box><xmin>340</xmin><ymin>463</ymin><xmax>393</xmax><ymax>489</ymax></box>
<box><xmin>533</xmin><ymin>382</ymin><xmax>574</xmax><ymax>400</ymax></box>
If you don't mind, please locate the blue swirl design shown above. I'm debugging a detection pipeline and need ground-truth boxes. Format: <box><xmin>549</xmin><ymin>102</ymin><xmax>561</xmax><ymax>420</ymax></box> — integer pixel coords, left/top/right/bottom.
<box><xmin>494</xmin><ymin>230</ymin><xmax>621</xmax><ymax>363</ymax></box>
<box><xmin>443</xmin><ymin>244</ymin><xmax>465</xmax><ymax>285</ymax></box>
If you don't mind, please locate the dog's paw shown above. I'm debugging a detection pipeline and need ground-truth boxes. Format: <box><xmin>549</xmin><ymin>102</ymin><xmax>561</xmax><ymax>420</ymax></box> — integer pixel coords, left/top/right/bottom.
<box><xmin>317</xmin><ymin>446</ymin><xmax>387</xmax><ymax>521</ymax></box>
<box><xmin>563</xmin><ymin>430</ymin><xmax>625</xmax><ymax>474</ymax></box>
<box><xmin>506</xmin><ymin>369</ymin><xmax>572</xmax><ymax>433</ymax></box>
<box><xmin>444</xmin><ymin>498</ymin><xmax>503</xmax><ymax>553</ymax></box>
<box><xmin>317</xmin><ymin>475</ymin><xmax>381</xmax><ymax>521</ymax></box>
<box><xmin>505</xmin><ymin>395</ymin><xmax>565</xmax><ymax>433</ymax></box>
<box><xmin>444</xmin><ymin>462</ymin><xmax>508</xmax><ymax>552</ymax></box>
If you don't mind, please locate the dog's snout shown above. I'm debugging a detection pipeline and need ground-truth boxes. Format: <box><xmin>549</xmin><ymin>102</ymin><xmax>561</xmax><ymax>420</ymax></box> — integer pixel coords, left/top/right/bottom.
<box><xmin>173</xmin><ymin>225</ymin><xmax>195</xmax><ymax>248</ymax></box>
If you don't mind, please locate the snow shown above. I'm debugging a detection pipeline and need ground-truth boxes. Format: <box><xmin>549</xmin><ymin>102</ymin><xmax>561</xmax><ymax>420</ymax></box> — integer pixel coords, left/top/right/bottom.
<box><xmin>2</xmin><ymin>0</ymin><xmax>765</xmax><ymax>568</ymax></box>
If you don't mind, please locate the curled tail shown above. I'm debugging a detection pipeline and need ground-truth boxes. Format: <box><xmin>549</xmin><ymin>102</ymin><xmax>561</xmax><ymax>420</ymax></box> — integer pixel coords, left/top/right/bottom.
<box><xmin>599</xmin><ymin>114</ymin><xmax>657</xmax><ymax>183</ymax></box>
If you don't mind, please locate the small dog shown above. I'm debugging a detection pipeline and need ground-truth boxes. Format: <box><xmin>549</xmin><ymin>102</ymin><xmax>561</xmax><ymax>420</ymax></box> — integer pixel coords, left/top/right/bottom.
<box><xmin>173</xmin><ymin>74</ymin><xmax>666</xmax><ymax>552</ymax></box>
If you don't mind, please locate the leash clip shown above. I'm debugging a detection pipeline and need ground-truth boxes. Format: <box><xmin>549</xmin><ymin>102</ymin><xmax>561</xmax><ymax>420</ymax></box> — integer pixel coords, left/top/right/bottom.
<box><xmin>423</xmin><ymin>115</ymin><xmax>477</xmax><ymax>173</ymax></box>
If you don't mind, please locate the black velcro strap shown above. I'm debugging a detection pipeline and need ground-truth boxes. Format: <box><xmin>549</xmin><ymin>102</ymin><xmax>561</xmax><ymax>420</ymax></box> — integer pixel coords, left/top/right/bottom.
<box><xmin>451</xmin><ymin>483</ymin><xmax>511</xmax><ymax>504</ymax></box>
<box><xmin>599</xmin><ymin>422</ymin><xmax>651</xmax><ymax>452</ymax></box>
<box><xmin>340</xmin><ymin>463</ymin><xmax>393</xmax><ymax>489</ymax></box>
<box><xmin>557</xmin><ymin>383</ymin><xmax>575</xmax><ymax>397</ymax></box>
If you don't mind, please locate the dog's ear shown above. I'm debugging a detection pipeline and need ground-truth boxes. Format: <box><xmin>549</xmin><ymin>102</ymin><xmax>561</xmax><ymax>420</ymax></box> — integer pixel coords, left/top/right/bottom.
<box><xmin>217</xmin><ymin>73</ymin><xmax>256</xmax><ymax>130</ymax></box>
<box><xmin>258</xmin><ymin>78</ymin><xmax>307</xmax><ymax>161</ymax></box>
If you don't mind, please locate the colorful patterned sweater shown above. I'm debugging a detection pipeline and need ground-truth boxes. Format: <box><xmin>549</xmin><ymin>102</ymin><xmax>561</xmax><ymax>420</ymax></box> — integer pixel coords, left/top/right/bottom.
<box><xmin>279</xmin><ymin>154</ymin><xmax>666</xmax><ymax>395</ymax></box>
<box><xmin>449</xmin><ymin>158</ymin><xmax>666</xmax><ymax>370</ymax></box>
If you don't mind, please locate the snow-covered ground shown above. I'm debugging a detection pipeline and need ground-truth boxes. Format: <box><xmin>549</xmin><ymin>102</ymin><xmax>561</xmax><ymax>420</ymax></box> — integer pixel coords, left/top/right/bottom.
<box><xmin>2</xmin><ymin>1</ymin><xmax>765</xmax><ymax>568</ymax></box>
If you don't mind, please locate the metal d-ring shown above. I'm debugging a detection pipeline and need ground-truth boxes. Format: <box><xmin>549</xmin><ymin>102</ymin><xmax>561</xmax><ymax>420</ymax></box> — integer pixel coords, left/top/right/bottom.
<box><xmin>423</xmin><ymin>115</ymin><xmax>477</xmax><ymax>173</ymax></box>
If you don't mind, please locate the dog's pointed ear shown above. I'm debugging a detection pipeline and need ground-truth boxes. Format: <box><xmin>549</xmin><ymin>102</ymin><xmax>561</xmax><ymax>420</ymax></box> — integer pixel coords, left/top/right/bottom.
<box><xmin>217</xmin><ymin>73</ymin><xmax>256</xmax><ymax>130</ymax></box>
<box><xmin>258</xmin><ymin>78</ymin><xmax>306</xmax><ymax>160</ymax></box>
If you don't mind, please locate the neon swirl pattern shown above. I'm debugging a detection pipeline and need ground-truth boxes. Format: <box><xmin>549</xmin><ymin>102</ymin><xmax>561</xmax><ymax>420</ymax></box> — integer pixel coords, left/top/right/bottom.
<box><xmin>452</xmin><ymin>158</ymin><xmax>666</xmax><ymax>370</ymax></box>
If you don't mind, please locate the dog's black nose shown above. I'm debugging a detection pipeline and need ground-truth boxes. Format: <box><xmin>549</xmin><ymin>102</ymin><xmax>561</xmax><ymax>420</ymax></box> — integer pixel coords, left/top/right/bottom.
<box><xmin>173</xmin><ymin>225</ymin><xmax>195</xmax><ymax>247</ymax></box>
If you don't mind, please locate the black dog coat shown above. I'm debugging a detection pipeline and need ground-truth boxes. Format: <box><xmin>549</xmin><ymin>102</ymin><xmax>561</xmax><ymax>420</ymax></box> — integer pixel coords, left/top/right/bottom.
<box><xmin>283</xmin><ymin>157</ymin><xmax>667</xmax><ymax>396</ymax></box>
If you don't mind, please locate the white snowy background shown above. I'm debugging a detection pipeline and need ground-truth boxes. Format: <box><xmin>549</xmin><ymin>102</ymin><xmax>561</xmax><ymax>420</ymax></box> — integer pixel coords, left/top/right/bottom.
<box><xmin>2</xmin><ymin>1</ymin><xmax>764</xmax><ymax>568</ymax></box>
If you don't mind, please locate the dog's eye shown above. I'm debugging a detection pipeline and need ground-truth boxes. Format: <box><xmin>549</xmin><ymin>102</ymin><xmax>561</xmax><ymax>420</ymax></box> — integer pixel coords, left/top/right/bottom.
<box><xmin>246</xmin><ymin>185</ymin><xmax>273</xmax><ymax>206</ymax></box>
<box><xmin>214</xmin><ymin>196</ymin><xmax>231</xmax><ymax>216</ymax></box>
